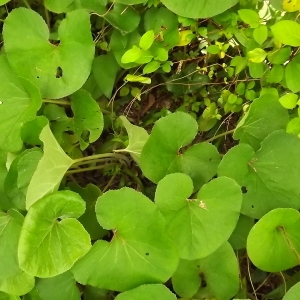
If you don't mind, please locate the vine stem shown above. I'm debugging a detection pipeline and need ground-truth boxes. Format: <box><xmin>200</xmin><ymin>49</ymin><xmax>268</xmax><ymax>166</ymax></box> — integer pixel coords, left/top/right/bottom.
<box><xmin>22</xmin><ymin>0</ymin><xmax>31</xmax><ymax>9</ymax></box>
<box><xmin>72</xmin><ymin>153</ymin><xmax>130</xmax><ymax>166</ymax></box>
<box><xmin>43</xmin><ymin>99</ymin><xmax>70</xmax><ymax>105</ymax></box>
<box><xmin>205</xmin><ymin>129</ymin><xmax>235</xmax><ymax>143</ymax></box>
<box><xmin>66</xmin><ymin>163</ymin><xmax>118</xmax><ymax>174</ymax></box>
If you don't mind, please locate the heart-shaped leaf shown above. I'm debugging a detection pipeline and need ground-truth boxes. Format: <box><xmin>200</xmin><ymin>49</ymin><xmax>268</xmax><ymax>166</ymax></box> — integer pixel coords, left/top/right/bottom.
<box><xmin>155</xmin><ymin>173</ymin><xmax>242</xmax><ymax>259</ymax></box>
<box><xmin>18</xmin><ymin>190</ymin><xmax>91</xmax><ymax>278</ymax></box>
<box><xmin>0</xmin><ymin>55</ymin><xmax>42</xmax><ymax>152</ymax></box>
<box><xmin>0</xmin><ymin>209</ymin><xmax>34</xmax><ymax>295</ymax></box>
<box><xmin>218</xmin><ymin>130</ymin><xmax>300</xmax><ymax>218</ymax></box>
<box><xmin>72</xmin><ymin>187</ymin><xmax>179</xmax><ymax>291</ymax></box>
<box><xmin>140</xmin><ymin>112</ymin><xmax>220</xmax><ymax>189</ymax></box>
<box><xmin>26</xmin><ymin>124</ymin><xmax>74</xmax><ymax>209</ymax></box>
<box><xmin>3</xmin><ymin>8</ymin><xmax>94</xmax><ymax>99</ymax></box>
<box><xmin>247</xmin><ymin>208</ymin><xmax>300</xmax><ymax>272</ymax></box>
<box><xmin>115</xmin><ymin>284</ymin><xmax>176</xmax><ymax>300</ymax></box>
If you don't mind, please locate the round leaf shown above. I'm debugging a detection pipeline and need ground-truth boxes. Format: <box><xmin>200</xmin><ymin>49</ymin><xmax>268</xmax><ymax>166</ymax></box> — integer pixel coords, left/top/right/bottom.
<box><xmin>18</xmin><ymin>191</ymin><xmax>91</xmax><ymax>278</ymax></box>
<box><xmin>247</xmin><ymin>208</ymin><xmax>300</xmax><ymax>272</ymax></box>
<box><xmin>247</xmin><ymin>48</ymin><xmax>267</xmax><ymax>63</ymax></box>
<box><xmin>140</xmin><ymin>112</ymin><xmax>220</xmax><ymax>189</ymax></box>
<box><xmin>271</xmin><ymin>20</ymin><xmax>300</xmax><ymax>46</ymax></box>
<box><xmin>279</xmin><ymin>93</ymin><xmax>298</xmax><ymax>109</ymax></box>
<box><xmin>72</xmin><ymin>188</ymin><xmax>179</xmax><ymax>291</ymax></box>
<box><xmin>3</xmin><ymin>8</ymin><xmax>95</xmax><ymax>99</ymax></box>
<box><xmin>155</xmin><ymin>173</ymin><xmax>242</xmax><ymax>259</ymax></box>
<box><xmin>115</xmin><ymin>284</ymin><xmax>176</xmax><ymax>300</ymax></box>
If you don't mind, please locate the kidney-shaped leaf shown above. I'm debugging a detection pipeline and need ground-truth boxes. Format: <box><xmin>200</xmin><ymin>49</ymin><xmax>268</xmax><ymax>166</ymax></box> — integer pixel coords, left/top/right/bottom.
<box><xmin>0</xmin><ymin>209</ymin><xmax>34</xmax><ymax>296</ymax></box>
<box><xmin>18</xmin><ymin>190</ymin><xmax>91</xmax><ymax>278</ymax></box>
<box><xmin>26</xmin><ymin>124</ymin><xmax>74</xmax><ymax>209</ymax></box>
<box><xmin>247</xmin><ymin>208</ymin><xmax>300</xmax><ymax>272</ymax></box>
<box><xmin>0</xmin><ymin>55</ymin><xmax>42</xmax><ymax>152</ymax></box>
<box><xmin>161</xmin><ymin>0</ymin><xmax>238</xmax><ymax>18</ymax></box>
<box><xmin>72</xmin><ymin>187</ymin><xmax>179</xmax><ymax>292</ymax></box>
<box><xmin>3</xmin><ymin>8</ymin><xmax>94</xmax><ymax>99</ymax></box>
<box><xmin>140</xmin><ymin>112</ymin><xmax>220</xmax><ymax>189</ymax></box>
<box><xmin>115</xmin><ymin>284</ymin><xmax>176</xmax><ymax>300</ymax></box>
<box><xmin>155</xmin><ymin>173</ymin><xmax>242</xmax><ymax>259</ymax></box>
<box><xmin>234</xmin><ymin>94</ymin><xmax>289</xmax><ymax>150</ymax></box>
<box><xmin>218</xmin><ymin>130</ymin><xmax>300</xmax><ymax>219</ymax></box>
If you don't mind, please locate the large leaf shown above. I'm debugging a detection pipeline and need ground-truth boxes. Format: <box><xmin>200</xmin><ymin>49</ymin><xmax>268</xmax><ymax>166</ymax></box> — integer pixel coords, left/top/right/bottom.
<box><xmin>72</xmin><ymin>187</ymin><xmax>179</xmax><ymax>291</ymax></box>
<box><xmin>247</xmin><ymin>208</ymin><xmax>300</xmax><ymax>272</ymax></box>
<box><xmin>218</xmin><ymin>130</ymin><xmax>300</xmax><ymax>218</ymax></box>
<box><xmin>155</xmin><ymin>173</ymin><xmax>242</xmax><ymax>259</ymax></box>
<box><xmin>172</xmin><ymin>243</ymin><xmax>240</xmax><ymax>300</ymax></box>
<box><xmin>161</xmin><ymin>0</ymin><xmax>238</xmax><ymax>18</ymax></box>
<box><xmin>283</xmin><ymin>282</ymin><xmax>300</xmax><ymax>300</ymax></box>
<box><xmin>285</xmin><ymin>57</ymin><xmax>300</xmax><ymax>93</ymax></box>
<box><xmin>26</xmin><ymin>124</ymin><xmax>74</xmax><ymax>209</ymax></box>
<box><xmin>70</xmin><ymin>89</ymin><xmax>104</xmax><ymax>150</ymax></box>
<box><xmin>0</xmin><ymin>55</ymin><xmax>42</xmax><ymax>152</ymax></box>
<box><xmin>3</xmin><ymin>8</ymin><xmax>94</xmax><ymax>99</ymax></box>
<box><xmin>271</xmin><ymin>20</ymin><xmax>300</xmax><ymax>46</ymax></box>
<box><xmin>0</xmin><ymin>209</ymin><xmax>34</xmax><ymax>295</ymax></box>
<box><xmin>140</xmin><ymin>112</ymin><xmax>220</xmax><ymax>189</ymax></box>
<box><xmin>115</xmin><ymin>284</ymin><xmax>176</xmax><ymax>300</ymax></box>
<box><xmin>234</xmin><ymin>94</ymin><xmax>289</xmax><ymax>150</ymax></box>
<box><xmin>18</xmin><ymin>191</ymin><xmax>91</xmax><ymax>278</ymax></box>
<box><xmin>44</xmin><ymin>0</ymin><xmax>107</xmax><ymax>13</ymax></box>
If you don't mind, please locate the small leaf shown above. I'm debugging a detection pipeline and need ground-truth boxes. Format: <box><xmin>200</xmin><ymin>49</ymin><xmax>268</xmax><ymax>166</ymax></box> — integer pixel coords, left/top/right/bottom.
<box><xmin>121</xmin><ymin>46</ymin><xmax>142</xmax><ymax>63</ymax></box>
<box><xmin>271</xmin><ymin>20</ymin><xmax>300</xmax><ymax>46</ymax></box>
<box><xmin>285</xmin><ymin>58</ymin><xmax>300</xmax><ymax>93</ymax></box>
<box><xmin>238</xmin><ymin>9</ymin><xmax>260</xmax><ymax>27</ymax></box>
<box><xmin>247</xmin><ymin>48</ymin><xmax>267</xmax><ymax>63</ymax></box>
<box><xmin>267</xmin><ymin>47</ymin><xmax>291</xmax><ymax>64</ymax></box>
<box><xmin>143</xmin><ymin>60</ymin><xmax>161</xmax><ymax>74</ymax></box>
<box><xmin>279</xmin><ymin>93</ymin><xmax>298</xmax><ymax>109</ymax></box>
<box><xmin>154</xmin><ymin>48</ymin><xmax>169</xmax><ymax>62</ymax></box>
<box><xmin>177</xmin><ymin>30</ymin><xmax>194</xmax><ymax>46</ymax></box>
<box><xmin>253</xmin><ymin>25</ymin><xmax>268</xmax><ymax>45</ymax></box>
<box><xmin>117</xmin><ymin>116</ymin><xmax>149</xmax><ymax>164</ymax></box>
<box><xmin>230</xmin><ymin>56</ymin><xmax>247</xmax><ymax>74</ymax></box>
<box><xmin>19</xmin><ymin>190</ymin><xmax>91</xmax><ymax>278</ymax></box>
<box><xmin>26</xmin><ymin>124</ymin><xmax>74</xmax><ymax>209</ymax></box>
<box><xmin>124</xmin><ymin>74</ymin><xmax>151</xmax><ymax>84</ymax></box>
<box><xmin>139</xmin><ymin>30</ymin><xmax>155</xmax><ymax>50</ymax></box>
<box><xmin>115</xmin><ymin>284</ymin><xmax>177</xmax><ymax>300</ymax></box>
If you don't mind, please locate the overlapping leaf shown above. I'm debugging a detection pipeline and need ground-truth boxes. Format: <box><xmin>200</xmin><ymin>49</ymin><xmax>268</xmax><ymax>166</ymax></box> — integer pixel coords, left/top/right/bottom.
<box><xmin>155</xmin><ymin>173</ymin><xmax>242</xmax><ymax>259</ymax></box>
<box><xmin>18</xmin><ymin>191</ymin><xmax>91</xmax><ymax>278</ymax></box>
<box><xmin>219</xmin><ymin>130</ymin><xmax>300</xmax><ymax>218</ymax></box>
<box><xmin>72</xmin><ymin>188</ymin><xmax>179</xmax><ymax>291</ymax></box>
<box><xmin>140</xmin><ymin>112</ymin><xmax>220</xmax><ymax>189</ymax></box>
<box><xmin>3</xmin><ymin>8</ymin><xmax>95</xmax><ymax>99</ymax></box>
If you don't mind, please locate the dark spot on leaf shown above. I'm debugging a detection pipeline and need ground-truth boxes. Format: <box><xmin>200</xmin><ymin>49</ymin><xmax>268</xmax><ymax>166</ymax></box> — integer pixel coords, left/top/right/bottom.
<box><xmin>209</xmin><ymin>158</ymin><xmax>212</xmax><ymax>162</ymax></box>
<box><xmin>251</xmin><ymin>204</ymin><xmax>254</xmax><ymax>208</ymax></box>
<box><xmin>145</xmin><ymin>252</ymin><xmax>149</xmax><ymax>256</ymax></box>
<box><xmin>56</xmin><ymin>66</ymin><xmax>63</xmax><ymax>78</ymax></box>
<box><xmin>37</xmin><ymin>76</ymin><xmax>40</xmax><ymax>79</ymax></box>
<box><xmin>241</xmin><ymin>186</ymin><xmax>248</xmax><ymax>194</ymax></box>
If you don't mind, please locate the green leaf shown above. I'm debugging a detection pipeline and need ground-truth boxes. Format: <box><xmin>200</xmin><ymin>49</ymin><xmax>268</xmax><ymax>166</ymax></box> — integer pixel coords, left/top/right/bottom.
<box><xmin>0</xmin><ymin>209</ymin><xmax>34</xmax><ymax>295</ymax></box>
<box><xmin>5</xmin><ymin>148</ymin><xmax>43</xmax><ymax>210</ymax></box>
<box><xmin>247</xmin><ymin>208</ymin><xmax>300</xmax><ymax>272</ymax></box>
<box><xmin>26</xmin><ymin>124</ymin><xmax>74</xmax><ymax>209</ymax></box>
<box><xmin>92</xmin><ymin>54</ymin><xmax>119</xmax><ymax>98</ymax></box>
<box><xmin>248</xmin><ymin>61</ymin><xmax>265</xmax><ymax>78</ymax></box>
<box><xmin>285</xmin><ymin>58</ymin><xmax>300</xmax><ymax>93</ymax></box>
<box><xmin>72</xmin><ymin>188</ymin><xmax>179</xmax><ymax>291</ymax></box>
<box><xmin>267</xmin><ymin>47</ymin><xmax>291</xmax><ymax>64</ymax></box>
<box><xmin>155</xmin><ymin>173</ymin><xmax>242</xmax><ymax>259</ymax></box>
<box><xmin>238</xmin><ymin>9</ymin><xmax>260</xmax><ymax>27</ymax></box>
<box><xmin>0</xmin><ymin>55</ymin><xmax>42</xmax><ymax>152</ymax></box>
<box><xmin>160</xmin><ymin>0</ymin><xmax>239</xmax><ymax>18</ymax></box>
<box><xmin>218</xmin><ymin>130</ymin><xmax>300</xmax><ymax>218</ymax></box>
<box><xmin>253</xmin><ymin>25</ymin><xmax>268</xmax><ymax>45</ymax></box>
<box><xmin>68</xmin><ymin>183</ymin><xmax>107</xmax><ymax>240</ymax></box>
<box><xmin>140</xmin><ymin>112</ymin><xmax>220</xmax><ymax>189</ymax></box>
<box><xmin>143</xmin><ymin>61</ymin><xmax>161</xmax><ymax>74</ymax></box>
<box><xmin>271</xmin><ymin>20</ymin><xmax>300</xmax><ymax>46</ymax></box>
<box><xmin>234</xmin><ymin>94</ymin><xmax>289</xmax><ymax>150</ymax></box>
<box><xmin>287</xmin><ymin>117</ymin><xmax>300</xmax><ymax>135</ymax></box>
<box><xmin>121</xmin><ymin>45</ymin><xmax>142</xmax><ymax>63</ymax></box>
<box><xmin>116</xmin><ymin>116</ymin><xmax>149</xmax><ymax>164</ymax></box>
<box><xmin>206</xmin><ymin>45</ymin><xmax>220</xmax><ymax>54</ymax></box>
<box><xmin>154</xmin><ymin>48</ymin><xmax>169</xmax><ymax>62</ymax></box>
<box><xmin>0</xmin><ymin>0</ymin><xmax>10</xmax><ymax>5</ymax></box>
<box><xmin>34</xmin><ymin>271</ymin><xmax>80</xmax><ymax>300</ymax></box>
<box><xmin>230</xmin><ymin>56</ymin><xmax>247</xmax><ymax>74</ymax></box>
<box><xmin>172</xmin><ymin>243</ymin><xmax>240</xmax><ymax>300</ymax></box>
<box><xmin>247</xmin><ymin>48</ymin><xmax>267</xmax><ymax>63</ymax></box>
<box><xmin>139</xmin><ymin>30</ymin><xmax>155</xmax><ymax>51</ymax></box>
<box><xmin>70</xmin><ymin>90</ymin><xmax>104</xmax><ymax>150</ymax></box>
<box><xmin>0</xmin><ymin>151</ymin><xmax>10</xmax><ymax>211</ymax></box>
<box><xmin>279</xmin><ymin>93</ymin><xmax>298</xmax><ymax>109</ymax></box>
<box><xmin>115</xmin><ymin>284</ymin><xmax>177</xmax><ymax>300</ymax></box>
<box><xmin>18</xmin><ymin>190</ymin><xmax>91</xmax><ymax>278</ymax></box>
<box><xmin>283</xmin><ymin>282</ymin><xmax>300</xmax><ymax>300</ymax></box>
<box><xmin>3</xmin><ymin>8</ymin><xmax>94</xmax><ymax>99</ymax></box>
<box><xmin>266</xmin><ymin>64</ymin><xmax>284</xmax><ymax>83</ymax></box>
<box><xmin>124</xmin><ymin>74</ymin><xmax>151</xmax><ymax>84</ymax></box>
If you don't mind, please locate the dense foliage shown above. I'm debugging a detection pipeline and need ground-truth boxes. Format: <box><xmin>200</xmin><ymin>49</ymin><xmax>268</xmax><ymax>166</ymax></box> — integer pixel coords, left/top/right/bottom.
<box><xmin>2</xmin><ymin>0</ymin><xmax>300</xmax><ymax>299</ymax></box>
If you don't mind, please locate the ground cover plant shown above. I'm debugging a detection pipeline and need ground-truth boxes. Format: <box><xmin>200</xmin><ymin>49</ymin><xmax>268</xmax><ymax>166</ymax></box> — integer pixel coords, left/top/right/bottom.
<box><xmin>2</xmin><ymin>0</ymin><xmax>300</xmax><ymax>299</ymax></box>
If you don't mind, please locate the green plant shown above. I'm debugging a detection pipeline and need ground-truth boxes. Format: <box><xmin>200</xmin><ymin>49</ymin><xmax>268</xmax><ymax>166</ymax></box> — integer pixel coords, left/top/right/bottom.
<box><xmin>3</xmin><ymin>0</ymin><xmax>300</xmax><ymax>299</ymax></box>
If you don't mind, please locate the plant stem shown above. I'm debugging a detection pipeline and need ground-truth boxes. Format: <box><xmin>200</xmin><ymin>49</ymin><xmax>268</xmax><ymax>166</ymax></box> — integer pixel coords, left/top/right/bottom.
<box><xmin>43</xmin><ymin>99</ymin><xmax>71</xmax><ymax>105</ymax></box>
<box><xmin>205</xmin><ymin>129</ymin><xmax>235</xmax><ymax>143</ymax></box>
<box><xmin>22</xmin><ymin>0</ymin><xmax>31</xmax><ymax>9</ymax></box>
<box><xmin>72</xmin><ymin>153</ymin><xmax>130</xmax><ymax>166</ymax></box>
<box><xmin>66</xmin><ymin>163</ymin><xmax>118</xmax><ymax>174</ymax></box>
<box><xmin>71</xmin><ymin>157</ymin><xmax>121</xmax><ymax>167</ymax></box>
